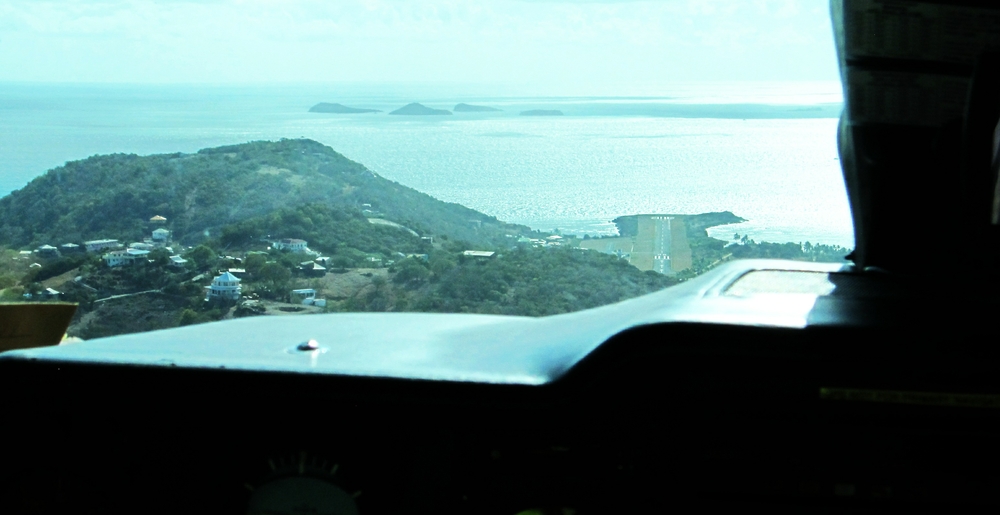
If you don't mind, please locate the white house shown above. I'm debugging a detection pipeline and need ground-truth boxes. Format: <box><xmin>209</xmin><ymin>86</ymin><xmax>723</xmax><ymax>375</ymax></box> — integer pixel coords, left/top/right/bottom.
<box><xmin>205</xmin><ymin>271</ymin><xmax>242</xmax><ymax>301</ymax></box>
<box><xmin>169</xmin><ymin>255</ymin><xmax>188</xmax><ymax>268</ymax></box>
<box><xmin>291</xmin><ymin>288</ymin><xmax>327</xmax><ymax>307</ymax></box>
<box><xmin>103</xmin><ymin>251</ymin><xmax>129</xmax><ymax>267</ymax></box>
<box><xmin>85</xmin><ymin>239</ymin><xmax>121</xmax><ymax>252</ymax></box>
<box><xmin>152</xmin><ymin>228</ymin><xmax>171</xmax><ymax>243</ymax></box>
<box><xmin>291</xmin><ymin>288</ymin><xmax>316</xmax><ymax>302</ymax></box>
<box><xmin>103</xmin><ymin>248</ymin><xmax>150</xmax><ymax>267</ymax></box>
<box><xmin>272</xmin><ymin>238</ymin><xmax>308</xmax><ymax>252</ymax></box>
<box><xmin>36</xmin><ymin>244</ymin><xmax>59</xmax><ymax>258</ymax></box>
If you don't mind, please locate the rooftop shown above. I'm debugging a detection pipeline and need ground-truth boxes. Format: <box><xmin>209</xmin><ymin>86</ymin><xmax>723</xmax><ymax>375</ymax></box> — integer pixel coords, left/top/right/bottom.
<box><xmin>213</xmin><ymin>271</ymin><xmax>241</xmax><ymax>283</ymax></box>
<box><xmin>463</xmin><ymin>250</ymin><xmax>496</xmax><ymax>258</ymax></box>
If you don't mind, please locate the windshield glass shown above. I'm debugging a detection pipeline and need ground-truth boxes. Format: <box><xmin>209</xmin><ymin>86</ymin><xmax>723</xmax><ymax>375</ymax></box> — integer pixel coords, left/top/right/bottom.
<box><xmin>0</xmin><ymin>1</ymin><xmax>852</xmax><ymax>339</ymax></box>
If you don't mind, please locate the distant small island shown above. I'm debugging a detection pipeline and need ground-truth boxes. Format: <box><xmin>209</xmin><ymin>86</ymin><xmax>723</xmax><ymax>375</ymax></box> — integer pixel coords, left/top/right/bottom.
<box><xmin>308</xmin><ymin>103</ymin><xmax>381</xmax><ymax>114</ymax></box>
<box><xmin>389</xmin><ymin>103</ymin><xmax>452</xmax><ymax>116</ymax></box>
<box><xmin>454</xmin><ymin>103</ymin><xmax>502</xmax><ymax>113</ymax></box>
<box><xmin>520</xmin><ymin>109</ymin><xmax>564</xmax><ymax>116</ymax></box>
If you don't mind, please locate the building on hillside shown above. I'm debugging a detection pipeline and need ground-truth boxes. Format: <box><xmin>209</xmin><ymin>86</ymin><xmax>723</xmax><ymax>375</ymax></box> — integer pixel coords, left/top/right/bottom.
<box><xmin>129</xmin><ymin>242</ymin><xmax>155</xmax><ymax>251</ymax></box>
<box><xmin>103</xmin><ymin>248</ymin><xmax>150</xmax><ymax>267</ymax></box>
<box><xmin>103</xmin><ymin>251</ymin><xmax>129</xmax><ymax>267</ymax></box>
<box><xmin>463</xmin><ymin>250</ymin><xmax>496</xmax><ymax>259</ymax></box>
<box><xmin>272</xmin><ymin>238</ymin><xmax>308</xmax><ymax>252</ymax></box>
<box><xmin>205</xmin><ymin>271</ymin><xmax>241</xmax><ymax>301</ymax></box>
<box><xmin>85</xmin><ymin>239</ymin><xmax>121</xmax><ymax>253</ymax></box>
<box><xmin>169</xmin><ymin>255</ymin><xmax>188</xmax><ymax>268</ymax></box>
<box><xmin>291</xmin><ymin>288</ymin><xmax>316</xmax><ymax>303</ymax></box>
<box><xmin>227</xmin><ymin>268</ymin><xmax>246</xmax><ymax>278</ymax></box>
<box><xmin>152</xmin><ymin>228</ymin><xmax>171</xmax><ymax>243</ymax></box>
<box><xmin>36</xmin><ymin>245</ymin><xmax>60</xmax><ymax>258</ymax></box>
<box><xmin>150</xmin><ymin>215</ymin><xmax>167</xmax><ymax>224</ymax></box>
<box><xmin>60</xmin><ymin>243</ymin><xmax>82</xmax><ymax>254</ymax></box>
<box><xmin>298</xmin><ymin>261</ymin><xmax>326</xmax><ymax>277</ymax></box>
<box><xmin>291</xmin><ymin>288</ymin><xmax>327</xmax><ymax>307</ymax></box>
<box><xmin>41</xmin><ymin>288</ymin><xmax>61</xmax><ymax>300</ymax></box>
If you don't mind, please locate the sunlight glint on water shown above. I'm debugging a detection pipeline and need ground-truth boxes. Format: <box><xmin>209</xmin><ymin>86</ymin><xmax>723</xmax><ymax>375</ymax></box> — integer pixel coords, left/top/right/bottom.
<box><xmin>0</xmin><ymin>83</ymin><xmax>852</xmax><ymax>247</ymax></box>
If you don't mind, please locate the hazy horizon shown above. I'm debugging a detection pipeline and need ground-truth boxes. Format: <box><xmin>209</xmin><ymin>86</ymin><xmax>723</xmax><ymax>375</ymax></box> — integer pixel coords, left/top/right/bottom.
<box><xmin>0</xmin><ymin>0</ymin><xmax>839</xmax><ymax>95</ymax></box>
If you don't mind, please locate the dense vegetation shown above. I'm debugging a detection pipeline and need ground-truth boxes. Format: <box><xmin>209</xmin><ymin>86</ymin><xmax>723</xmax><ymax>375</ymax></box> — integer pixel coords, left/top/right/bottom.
<box><xmin>355</xmin><ymin>247</ymin><xmax>677</xmax><ymax>316</ymax></box>
<box><xmin>0</xmin><ymin>138</ymin><xmax>522</xmax><ymax>248</ymax></box>
<box><xmin>684</xmin><ymin>231</ymin><xmax>849</xmax><ymax>278</ymax></box>
<box><xmin>0</xmin><ymin>139</ymin><xmax>853</xmax><ymax>340</ymax></box>
<box><xmin>218</xmin><ymin>204</ymin><xmax>429</xmax><ymax>262</ymax></box>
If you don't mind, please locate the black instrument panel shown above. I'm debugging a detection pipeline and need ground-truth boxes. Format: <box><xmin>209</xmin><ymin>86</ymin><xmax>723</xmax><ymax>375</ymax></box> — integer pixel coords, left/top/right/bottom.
<box><xmin>3</xmin><ymin>307</ymin><xmax>1000</xmax><ymax>514</ymax></box>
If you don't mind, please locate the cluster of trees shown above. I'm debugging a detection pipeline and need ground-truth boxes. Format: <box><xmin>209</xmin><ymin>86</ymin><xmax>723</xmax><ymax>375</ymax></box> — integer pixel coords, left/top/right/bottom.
<box><xmin>683</xmin><ymin>236</ymin><xmax>849</xmax><ymax>278</ymax></box>
<box><xmin>218</xmin><ymin>204</ymin><xmax>429</xmax><ymax>263</ymax></box>
<box><xmin>19</xmin><ymin>253</ymin><xmax>92</xmax><ymax>284</ymax></box>
<box><xmin>346</xmin><ymin>246</ymin><xmax>678</xmax><ymax>316</ymax></box>
<box><xmin>728</xmin><ymin>239</ymin><xmax>851</xmax><ymax>262</ymax></box>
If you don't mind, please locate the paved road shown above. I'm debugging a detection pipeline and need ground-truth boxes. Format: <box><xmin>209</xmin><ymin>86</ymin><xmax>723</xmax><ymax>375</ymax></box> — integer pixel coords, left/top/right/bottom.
<box><xmin>93</xmin><ymin>289</ymin><xmax>162</xmax><ymax>304</ymax></box>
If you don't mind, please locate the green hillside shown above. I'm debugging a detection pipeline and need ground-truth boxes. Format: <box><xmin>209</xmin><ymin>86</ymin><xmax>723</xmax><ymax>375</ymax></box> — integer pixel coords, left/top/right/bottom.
<box><xmin>0</xmin><ymin>138</ymin><xmax>850</xmax><ymax>340</ymax></box>
<box><xmin>0</xmin><ymin>139</ymin><xmax>522</xmax><ymax>248</ymax></box>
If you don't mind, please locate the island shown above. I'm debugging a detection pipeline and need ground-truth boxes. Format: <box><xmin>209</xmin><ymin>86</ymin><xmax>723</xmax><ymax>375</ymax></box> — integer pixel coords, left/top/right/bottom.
<box><xmin>0</xmin><ymin>139</ymin><xmax>849</xmax><ymax>341</ymax></box>
<box><xmin>389</xmin><ymin>103</ymin><xmax>452</xmax><ymax>116</ymax></box>
<box><xmin>0</xmin><ymin>139</ymin><xmax>683</xmax><ymax>339</ymax></box>
<box><xmin>454</xmin><ymin>103</ymin><xmax>502</xmax><ymax>113</ymax></box>
<box><xmin>308</xmin><ymin>103</ymin><xmax>381</xmax><ymax>114</ymax></box>
<box><xmin>520</xmin><ymin>109</ymin><xmax>564</xmax><ymax>116</ymax></box>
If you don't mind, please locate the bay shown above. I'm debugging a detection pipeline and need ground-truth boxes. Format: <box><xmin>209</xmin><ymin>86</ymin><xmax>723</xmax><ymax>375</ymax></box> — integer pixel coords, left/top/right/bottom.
<box><xmin>0</xmin><ymin>82</ymin><xmax>853</xmax><ymax>248</ymax></box>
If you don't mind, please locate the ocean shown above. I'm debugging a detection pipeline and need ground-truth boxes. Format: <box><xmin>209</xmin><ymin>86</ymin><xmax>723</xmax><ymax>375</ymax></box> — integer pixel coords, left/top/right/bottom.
<box><xmin>0</xmin><ymin>82</ymin><xmax>853</xmax><ymax>248</ymax></box>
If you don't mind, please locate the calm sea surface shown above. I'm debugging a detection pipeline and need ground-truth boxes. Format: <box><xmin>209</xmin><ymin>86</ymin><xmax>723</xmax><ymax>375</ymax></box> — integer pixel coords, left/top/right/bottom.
<box><xmin>0</xmin><ymin>82</ymin><xmax>853</xmax><ymax>247</ymax></box>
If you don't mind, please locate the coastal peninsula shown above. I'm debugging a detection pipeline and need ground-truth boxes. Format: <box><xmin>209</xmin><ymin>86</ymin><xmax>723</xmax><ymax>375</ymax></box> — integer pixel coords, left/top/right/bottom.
<box><xmin>0</xmin><ymin>140</ymin><xmax>849</xmax><ymax>340</ymax></box>
<box><xmin>0</xmin><ymin>140</ymin><xmax>681</xmax><ymax>338</ymax></box>
<box><xmin>309</xmin><ymin>103</ymin><xmax>381</xmax><ymax>114</ymax></box>
<box><xmin>389</xmin><ymin>103</ymin><xmax>452</xmax><ymax>116</ymax></box>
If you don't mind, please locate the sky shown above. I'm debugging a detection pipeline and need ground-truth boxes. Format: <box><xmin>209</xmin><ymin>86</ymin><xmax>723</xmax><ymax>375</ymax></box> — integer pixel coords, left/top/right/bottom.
<box><xmin>0</xmin><ymin>0</ymin><xmax>839</xmax><ymax>93</ymax></box>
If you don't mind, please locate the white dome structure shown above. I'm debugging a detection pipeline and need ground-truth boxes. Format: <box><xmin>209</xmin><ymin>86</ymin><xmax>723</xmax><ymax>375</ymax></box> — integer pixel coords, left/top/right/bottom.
<box><xmin>205</xmin><ymin>271</ymin><xmax>242</xmax><ymax>301</ymax></box>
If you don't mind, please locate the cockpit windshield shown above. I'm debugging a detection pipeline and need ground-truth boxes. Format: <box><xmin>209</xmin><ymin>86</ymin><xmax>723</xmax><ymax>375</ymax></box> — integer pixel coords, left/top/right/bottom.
<box><xmin>0</xmin><ymin>1</ymin><xmax>852</xmax><ymax>339</ymax></box>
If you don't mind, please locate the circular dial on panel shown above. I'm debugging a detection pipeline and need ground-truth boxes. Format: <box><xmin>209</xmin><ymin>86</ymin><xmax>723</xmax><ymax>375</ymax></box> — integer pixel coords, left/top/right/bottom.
<box><xmin>246</xmin><ymin>451</ymin><xmax>360</xmax><ymax>515</ymax></box>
